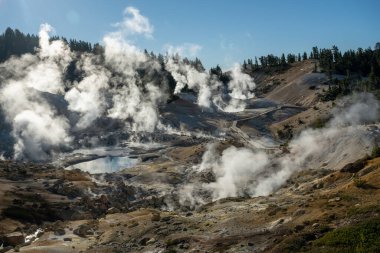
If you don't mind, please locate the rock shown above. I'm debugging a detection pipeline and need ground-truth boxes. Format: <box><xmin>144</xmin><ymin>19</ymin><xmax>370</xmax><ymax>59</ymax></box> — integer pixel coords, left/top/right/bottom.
<box><xmin>161</xmin><ymin>216</ymin><xmax>171</xmax><ymax>222</ymax></box>
<box><xmin>312</xmin><ymin>223</ymin><xmax>319</xmax><ymax>228</ymax></box>
<box><xmin>147</xmin><ymin>238</ymin><xmax>156</xmax><ymax>245</ymax></box>
<box><xmin>199</xmin><ymin>171</ymin><xmax>216</xmax><ymax>183</ymax></box>
<box><xmin>293</xmin><ymin>209</ymin><xmax>306</xmax><ymax>216</ymax></box>
<box><xmin>3</xmin><ymin>232</ymin><xmax>24</xmax><ymax>246</ymax></box>
<box><xmin>141</xmin><ymin>154</ymin><xmax>159</xmax><ymax>162</ymax></box>
<box><xmin>73</xmin><ymin>224</ymin><xmax>96</xmax><ymax>238</ymax></box>
<box><xmin>97</xmin><ymin>195</ymin><xmax>110</xmax><ymax>210</ymax></box>
<box><xmin>328</xmin><ymin>197</ymin><xmax>341</xmax><ymax>203</ymax></box>
<box><xmin>54</xmin><ymin>228</ymin><xmax>66</xmax><ymax>236</ymax></box>
<box><xmin>49</xmin><ymin>179</ymin><xmax>83</xmax><ymax>199</ymax></box>
<box><xmin>179</xmin><ymin>242</ymin><xmax>190</xmax><ymax>249</ymax></box>
<box><xmin>151</xmin><ymin>212</ymin><xmax>160</xmax><ymax>222</ymax></box>
<box><xmin>0</xmin><ymin>246</ymin><xmax>13</xmax><ymax>253</ymax></box>
<box><xmin>138</xmin><ymin>237</ymin><xmax>150</xmax><ymax>246</ymax></box>
<box><xmin>358</xmin><ymin>165</ymin><xmax>377</xmax><ymax>177</ymax></box>
<box><xmin>107</xmin><ymin>207</ymin><xmax>120</xmax><ymax>214</ymax></box>
<box><xmin>128</xmin><ymin>222</ymin><xmax>139</xmax><ymax>228</ymax></box>
<box><xmin>63</xmin><ymin>237</ymin><xmax>72</xmax><ymax>241</ymax></box>
<box><xmin>340</xmin><ymin>158</ymin><xmax>367</xmax><ymax>173</ymax></box>
<box><xmin>294</xmin><ymin>224</ymin><xmax>304</xmax><ymax>232</ymax></box>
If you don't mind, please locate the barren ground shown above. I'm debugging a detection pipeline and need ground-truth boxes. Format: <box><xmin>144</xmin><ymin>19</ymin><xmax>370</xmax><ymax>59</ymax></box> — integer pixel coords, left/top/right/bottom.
<box><xmin>1</xmin><ymin>61</ymin><xmax>380</xmax><ymax>253</ymax></box>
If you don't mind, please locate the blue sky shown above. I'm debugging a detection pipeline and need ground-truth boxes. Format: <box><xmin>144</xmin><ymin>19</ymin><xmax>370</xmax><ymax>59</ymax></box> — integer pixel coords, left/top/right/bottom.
<box><xmin>0</xmin><ymin>0</ymin><xmax>379</xmax><ymax>69</ymax></box>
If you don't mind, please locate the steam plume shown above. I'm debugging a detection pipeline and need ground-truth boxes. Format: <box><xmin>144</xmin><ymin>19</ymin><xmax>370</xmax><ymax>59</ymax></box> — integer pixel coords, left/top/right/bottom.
<box><xmin>180</xmin><ymin>93</ymin><xmax>379</xmax><ymax>205</ymax></box>
<box><xmin>0</xmin><ymin>24</ymin><xmax>72</xmax><ymax>160</ymax></box>
<box><xmin>0</xmin><ymin>6</ymin><xmax>257</xmax><ymax>161</ymax></box>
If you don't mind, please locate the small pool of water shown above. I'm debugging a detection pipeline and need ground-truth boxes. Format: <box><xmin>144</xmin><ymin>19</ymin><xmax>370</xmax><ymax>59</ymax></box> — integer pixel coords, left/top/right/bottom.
<box><xmin>66</xmin><ymin>156</ymin><xmax>138</xmax><ymax>174</ymax></box>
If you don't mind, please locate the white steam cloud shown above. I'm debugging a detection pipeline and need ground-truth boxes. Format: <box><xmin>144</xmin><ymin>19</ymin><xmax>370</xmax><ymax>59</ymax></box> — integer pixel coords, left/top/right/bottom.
<box><xmin>164</xmin><ymin>43</ymin><xmax>202</xmax><ymax>58</ymax></box>
<box><xmin>114</xmin><ymin>6</ymin><xmax>154</xmax><ymax>37</ymax></box>
<box><xmin>228</xmin><ymin>63</ymin><xmax>255</xmax><ymax>99</ymax></box>
<box><xmin>0</xmin><ymin>6</ymin><xmax>257</xmax><ymax>161</ymax></box>
<box><xmin>165</xmin><ymin>57</ymin><xmax>256</xmax><ymax>111</ymax></box>
<box><xmin>64</xmin><ymin>55</ymin><xmax>110</xmax><ymax>129</ymax></box>
<box><xmin>206</xmin><ymin>146</ymin><xmax>269</xmax><ymax>200</ymax></box>
<box><xmin>180</xmin><ymin>93</ymin><xmax>379</xmax><ymax>205</ymax></box>
<box><xmin>0</xmin><ymin>23</ymin><xmax>72</xmax><ymax>160</ymax></box>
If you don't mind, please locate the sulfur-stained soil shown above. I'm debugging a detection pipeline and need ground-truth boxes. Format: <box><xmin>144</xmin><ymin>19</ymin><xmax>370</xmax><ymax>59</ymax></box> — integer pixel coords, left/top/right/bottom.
<box><xmin>1</xmin><ymin>153</ymin><xmax>380</xmax><ymax>252</ymax></box>
<box><xmin>1</xmin><ymin>61</ymin><xmax>380</xmax><ymax>253</ymax></box>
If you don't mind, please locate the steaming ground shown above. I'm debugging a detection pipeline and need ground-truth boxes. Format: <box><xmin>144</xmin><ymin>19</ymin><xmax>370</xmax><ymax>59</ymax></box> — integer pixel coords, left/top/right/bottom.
<box><xmin>1</xmin><ymin>93</ymin><xmax>380</xmax><ymax>252</ymax></box>
<box><xmin>1</xmin><ymin>6</ymin><xmax>380</xmax><ymax>253</ymax></box>
<box><xmin>1</xmin><ymin>79</ymin><xmax>380</xmax><ymax>252</ymax></box>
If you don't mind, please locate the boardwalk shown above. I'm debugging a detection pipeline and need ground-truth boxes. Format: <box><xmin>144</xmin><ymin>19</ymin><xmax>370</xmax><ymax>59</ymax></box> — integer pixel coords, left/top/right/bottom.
<box><xmin>229</xmin><ymin>104</ymin><xmax>305</xmax><ymax>150</ymax></box>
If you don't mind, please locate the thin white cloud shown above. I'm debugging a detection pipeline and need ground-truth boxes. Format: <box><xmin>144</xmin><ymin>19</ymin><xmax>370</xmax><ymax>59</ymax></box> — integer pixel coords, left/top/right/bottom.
<box><xmin>114</xmin><ymin>6</ymin><xmax>154</xmax><ymax>38</ymax></box>
<box><xmin>163</xmin><ymin>43</ymin><xmax>202</xmax><ymax>58</ymax></box>
<box><xmin>218</xmin><ymin>34</ymin><xmax>242</xmax><ymax>68</ymax></box>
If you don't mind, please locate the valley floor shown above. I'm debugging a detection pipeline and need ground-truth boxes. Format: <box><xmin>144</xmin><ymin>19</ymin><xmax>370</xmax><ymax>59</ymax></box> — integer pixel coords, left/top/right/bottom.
<box><xmin>1</xmin><ymin>154</ymin><xmax>380</xmax><ymax>252</ymax></box>
<box><xmin>1</xmin><ymin>61</ymin><xmax>380</xmax><ymax>253</ymax></box>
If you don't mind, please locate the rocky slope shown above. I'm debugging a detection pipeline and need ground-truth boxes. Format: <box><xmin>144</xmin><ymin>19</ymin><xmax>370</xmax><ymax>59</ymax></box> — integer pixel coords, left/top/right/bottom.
<box><xmin>1</xmin><ymin>153</ymin><xmax>380</xmax><ymax>252</ymax></box>
<box><xmin>1</xmin><ymin>62</ymin><xmax>380</xmax><ymax>253</ymax></box>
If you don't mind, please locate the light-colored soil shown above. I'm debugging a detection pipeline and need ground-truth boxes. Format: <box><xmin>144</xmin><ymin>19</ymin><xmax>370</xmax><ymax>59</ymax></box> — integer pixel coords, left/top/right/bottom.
<box><xmin>254</xmin><ymin>60</ymin><xmax>329</xmax><ymax>107</ymax></box>
<box><xmin>1</xmin><ymin>62</ymin><xmax>379</xmax><ymax>253</ymax></box>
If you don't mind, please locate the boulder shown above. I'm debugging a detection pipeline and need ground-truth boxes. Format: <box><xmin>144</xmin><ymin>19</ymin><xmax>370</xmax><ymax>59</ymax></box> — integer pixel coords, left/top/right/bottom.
<box><xmin>107</xmin><ymin>207</ymin><xmax>120</xmax><ymax>214</ymax></box>
<box><xmin>3</xmin><ymin>232</ymin><xmax>24</xmax><ymax>246</ymax></box>
<box><xmin>340</xmin><ymin>158</ymin><xmax>367</xmax><ymax>173</ymax></box>
<box><xmin>54</xmin><ymin>228</ymin><xmax>66</xmax><ymax>236</ymax></box>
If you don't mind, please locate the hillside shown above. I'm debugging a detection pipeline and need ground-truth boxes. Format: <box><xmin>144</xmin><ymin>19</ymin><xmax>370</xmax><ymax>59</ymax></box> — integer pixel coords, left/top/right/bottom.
<box><xmin>1</xmin><ymin>21</ymin><xmax>380</xmax><ymax>253</ymax></box>
<box><xmin>1</xmin><ymin>145</ymin><xmax>380</xmax><ymax>252</ymax></box>
<box><xmin>1</xmin><ymin>59</ymin><xmax>380</xmax><ymax>252</ymax></box>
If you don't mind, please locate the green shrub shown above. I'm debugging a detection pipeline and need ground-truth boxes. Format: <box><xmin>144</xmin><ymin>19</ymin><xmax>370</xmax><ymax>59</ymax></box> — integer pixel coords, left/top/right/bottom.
<box><xmin>312</xmin><ymin>218</ymin><xmax>380</xmax><ymax>253</ymax></box>
<box><xmin>311</xmin><ymin>117</ymin><xmax>328</xmax><ymax>129</ymax></box>
<box><xmin>353</xmin><ymin>176</ymin><xmax>367</xmax><ymax>188</ymax></box>
<box><xmin>347</xmin><ymin>205</ymin><xmax>380</xmax><ymax>217</ymax></box>
<box><xmin>371</xmin><ymin>144</ymin><xmax>380</xmax><ymax>158</ymax></box>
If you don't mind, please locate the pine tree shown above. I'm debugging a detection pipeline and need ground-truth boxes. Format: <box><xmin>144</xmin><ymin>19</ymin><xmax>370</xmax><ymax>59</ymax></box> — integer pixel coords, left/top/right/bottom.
<box><xmin>281</xmin><ymin>53</ymin><xmax>286</xmax><ymax>66</ymax></box>
<box><xmin>303</xmin><ymin>52</ymin><xmax>307</xmax><ymax>61</ymax></box>
<box><xmin>312</xmin><ymin>46</ymin><xmax>319</xmax><ymax>59</ymax></box>
<box><xmin>369</xmin><ymin>65</ymin><xmax>377</xmax><ymax>89</ymax></box>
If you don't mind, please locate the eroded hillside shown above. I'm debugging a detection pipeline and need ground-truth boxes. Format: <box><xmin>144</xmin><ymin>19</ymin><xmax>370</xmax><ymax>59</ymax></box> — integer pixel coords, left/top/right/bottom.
<box><xmin>1</xmin><ymin>54</ymin><xmax>380</xmax><ymax>253</ymax></box>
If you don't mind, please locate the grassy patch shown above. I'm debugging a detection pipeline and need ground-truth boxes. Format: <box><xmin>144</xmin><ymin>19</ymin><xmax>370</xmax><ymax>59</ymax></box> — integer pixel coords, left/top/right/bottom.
<box><xmin>272</xmin><ymin>228</ymin><xmax>331</xmax><ymax>253</ymax></box>
<box><xmin>337</xmin><ymin>194</ymin><xmax>358</xmax><ymax>202</ymax></box>
<box><xmin>312</xmin><ymin>218</ymin><xmax>380</xmax><ymax>253</ymax></box>
<box><xmin>277</xmin><ymin>125</ymin><xmax>293</xmax><ymax>140</ymax></box>
<box><xmin>347</xmin><ymin>205</ymin><xmax>380</xmax><ymax>217</ymax></box>
<box><xmin>353</xmin><ymin>177</ymin><xmax>367</xmax><ymax>188</ymax></box>
<box><xmin>351</xmin><ymin>174</ymin><xmax>378</xmax><ymax>189</ymax></box>
<box><xmin>311</xmin><ymin>117</ymin><xmax>329</xmax><ymax>129</ymax></box>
